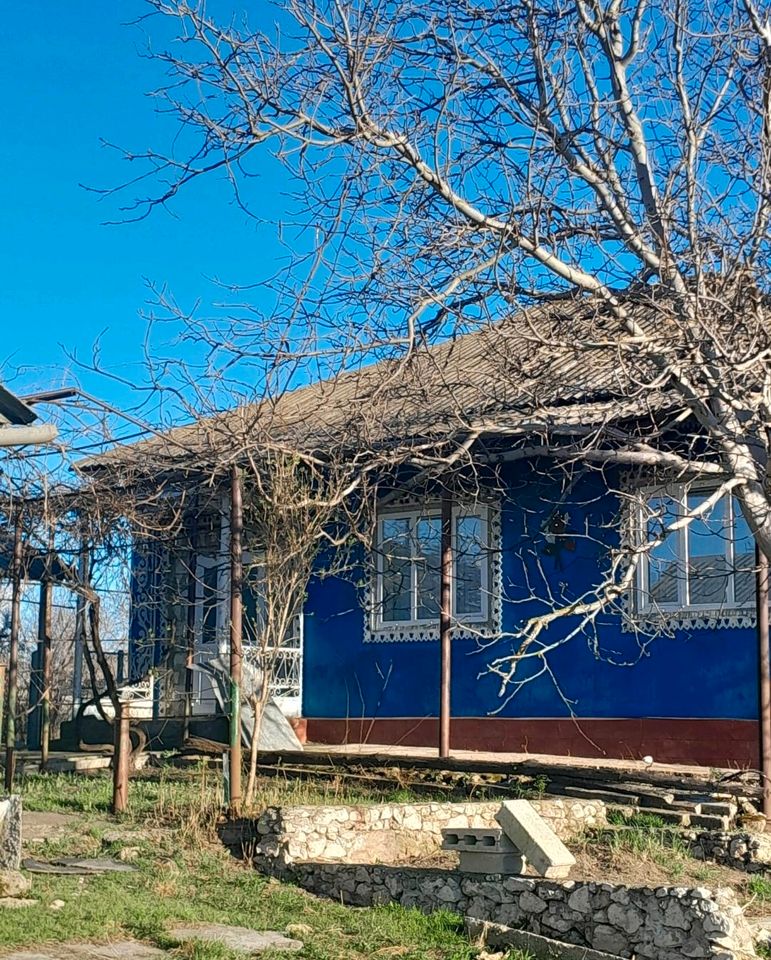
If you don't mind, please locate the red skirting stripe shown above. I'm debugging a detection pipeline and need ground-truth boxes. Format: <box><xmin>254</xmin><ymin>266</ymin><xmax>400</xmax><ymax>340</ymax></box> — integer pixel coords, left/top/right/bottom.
<box><xmin>304</xmin><ymin>717</ymin><xmax>759</xmax><ymax>768</ymax></box>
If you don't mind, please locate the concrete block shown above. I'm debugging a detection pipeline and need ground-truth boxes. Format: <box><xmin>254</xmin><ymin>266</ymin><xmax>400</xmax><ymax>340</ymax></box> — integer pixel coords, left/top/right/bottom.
<box><xmin>689</xmin><ymin>814</ymin><xmax>731</xmax><ymax>831</ymax></box>
<box><xmin>458</xmin><ymin>851</ymin><xmax>527</xmax><ymax>874</ymax></box>
<box><xmin>495</xmin><ymin>800</ymin><xmax>576</xmax><ymax>879</ymax></box>
<box><xmin>696</xmin><ymin>802</ymin><xmax>737</xmax><ymax>818</ymax></box>
<box><xmin>442</xmin><ymin>827</ymin><xmax>517</xmax><ymax>853</ymax></box>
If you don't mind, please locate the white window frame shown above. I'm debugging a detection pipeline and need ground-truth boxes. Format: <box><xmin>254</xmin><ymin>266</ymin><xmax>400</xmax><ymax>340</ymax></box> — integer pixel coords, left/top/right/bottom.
<box><xmin>635</xmin><ymin>484</ymin><xmax>754</xmax><ymax>615</ymax></box>
<box><xmin>373</xmin><ymin>503</ymin><xmax>492</xmax><ymax>630</ymax></box>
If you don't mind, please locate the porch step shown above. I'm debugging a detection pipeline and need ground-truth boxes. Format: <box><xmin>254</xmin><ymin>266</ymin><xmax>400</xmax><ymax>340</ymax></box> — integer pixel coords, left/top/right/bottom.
<box><xmin>546</xmin><ymin>783</ymin><xmax>639</xmax><ymax>806</ymax></box>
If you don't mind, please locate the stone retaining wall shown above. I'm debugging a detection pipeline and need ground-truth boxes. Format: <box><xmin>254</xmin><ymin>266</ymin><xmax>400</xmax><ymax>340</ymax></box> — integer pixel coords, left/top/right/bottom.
<box><xmin>289</xmin><ymin>863</ymin><xmax>756</xmax><ymax>959</ymax></box>
<box><xmin>687</xmin><ymin>830</ymin><xmax>771</xmax><ymax>872</ymax></box>
<box><xmin>253</xmin><ymin>798</ymin><xmax>605</xmax><ymax>868</ymax></box>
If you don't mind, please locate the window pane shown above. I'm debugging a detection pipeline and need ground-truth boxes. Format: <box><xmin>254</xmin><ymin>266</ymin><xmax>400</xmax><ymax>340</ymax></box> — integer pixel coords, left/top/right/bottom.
<box><xmin>243</xmin><ymin>563</ymin><xmax>267</xmax><ymax>646</ymax></box>
<box><xmin>201</xmin><ymin>563</ymin><xmax>219</xmax><ymax>644</ymax></box>
<box><xmin>456</xmin><ymin>514</ymin><xmax>484</xmax><ymax>616</ymax></box>
<box><xmin>646</xmin><ymin>496</ymin><xmax>681</xmax><ymax>605</ymax></box>
<box><xmin>687</xmin><ymin>494</ymin><xmax>730</xmax><ymax>605</ymax></box>
<box><xmin>415</xmin><ymin>516</ymin><xmax>441</xmax><ymax>619</ymax></box>
<box><xmin>733</xmin><ymin>500</ymin><xmax>756</xmax><ymax>605</ymax></box>
<box><xmin>381</xmin><ymin>517</ymin><xmax>412</xmax><ymax>622</ymax></box>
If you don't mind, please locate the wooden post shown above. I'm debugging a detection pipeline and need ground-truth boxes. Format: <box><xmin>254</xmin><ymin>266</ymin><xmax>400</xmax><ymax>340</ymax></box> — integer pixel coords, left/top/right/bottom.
<box><xmin>229</xmin><ymin>466</ymin><xmax>244</xmax><ymax>816</ymax></box>
<box><xmin>5</xmin><ymin>518</ymin><xmax>22</xmax><ymax>791</ymax></box>
<box><xmin>112</xmin><ymin>698</ymin><xmax>131</xmax><ymax>814</ymax></box>
<box><xmin>757</xmin><ymin>544</ymin><xmax>771</xmax><ymax>817</ymax></box>
<box><xmin>439</xmin><ymin>493</ymin><xmax>453</xmax><ymax>759</ymax></box>
<box><xmin>39</xmin><ymin>573</ymin><xmax>53</xmax><ymax>770</ymax></box>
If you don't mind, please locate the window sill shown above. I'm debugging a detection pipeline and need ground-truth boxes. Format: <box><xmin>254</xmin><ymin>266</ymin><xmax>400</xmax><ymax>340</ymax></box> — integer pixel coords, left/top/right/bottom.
<box><xmin>623</xmin><ymin>606</ymin><xmax>756</xmax><ymax>633</ymax></box>
<box><xmin>365</xmin><ymin>620</ymin><xmax>499</xmax><ymax>643</ymax></box>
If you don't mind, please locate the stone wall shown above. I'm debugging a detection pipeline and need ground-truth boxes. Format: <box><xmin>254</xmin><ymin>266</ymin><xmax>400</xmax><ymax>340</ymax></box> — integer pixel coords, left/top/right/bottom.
<box><xmin>687</xmin><ymin>830</ymin><xmax>771</xmax><ymax>873</ymax></box>
<box><xmin>253</xmin><ymin>798</ymin><xmax>605</xmax><ymax>868</ymax></box>
<box><xmin>289</xmin><ymin>863</ymin><xmax>756</xmax><ymax>960</ymax></box>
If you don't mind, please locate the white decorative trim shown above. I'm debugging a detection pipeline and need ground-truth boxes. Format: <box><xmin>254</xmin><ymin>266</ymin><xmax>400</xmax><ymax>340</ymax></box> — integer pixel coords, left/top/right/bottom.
<box><xmin>363</xmin><ymin>502</ymin><xmax>503</xmax><ymax>643</ymax></box>
<box><xmin>618</xmin><ymin>471</ymin><xmax>756</xmax><ymax>633</ymax></box>
<box><xmin>624</xmin><ymin>609</ymin><xmax>756</xmax><ymax>632</ymax></box>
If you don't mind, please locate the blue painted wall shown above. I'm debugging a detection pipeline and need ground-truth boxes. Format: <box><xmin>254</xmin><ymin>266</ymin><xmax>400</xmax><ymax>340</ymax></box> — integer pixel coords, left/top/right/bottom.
<box><xmin>302</xmin><ymin>462</ymin><xmax>758</xmax><ymax>722</ymax></box>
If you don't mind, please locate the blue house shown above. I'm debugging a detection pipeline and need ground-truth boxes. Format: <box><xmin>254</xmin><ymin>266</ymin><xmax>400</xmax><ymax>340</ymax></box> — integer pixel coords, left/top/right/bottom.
<box><xmin>111</xmin><ymin>303</ymin><xmax>762</xmax><ymax>768</ymax></box>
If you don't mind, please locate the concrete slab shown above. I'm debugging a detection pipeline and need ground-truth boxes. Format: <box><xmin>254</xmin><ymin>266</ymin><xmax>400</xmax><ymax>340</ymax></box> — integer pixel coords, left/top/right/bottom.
<box><xmin>467</xmin><ymin>918</ymin><xmax>623</xmax><ymax>959</ymax></box>
<box><xmin>495</xmin><ymin>799</ymin><xmax>576</xmax><ymax>879</ymax></box>
<box><xmin>167</xmin><ymin>924</ymin><xmax>303</xmax><ymax>953</ymax></box>
<box><xmin>22</xmin><ymin>857</ymin><xmax>136</xmax><ymax>875</ymax></box>
<box><xmin>0</xmin><ymin>942</ymin><xmax>166</xmax><ymax>959</ymax></box>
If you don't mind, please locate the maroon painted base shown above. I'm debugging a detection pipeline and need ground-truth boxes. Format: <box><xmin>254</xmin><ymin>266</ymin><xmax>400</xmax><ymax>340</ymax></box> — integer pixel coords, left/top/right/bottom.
<box><xmin>305</xmin><ymin>717</ymin><xmax>759</xmax><ymax>769</ymax></box>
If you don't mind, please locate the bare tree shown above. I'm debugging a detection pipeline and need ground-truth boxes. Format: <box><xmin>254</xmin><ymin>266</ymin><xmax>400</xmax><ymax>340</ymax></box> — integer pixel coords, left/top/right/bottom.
<box><xmin>99</xmin><ymin>0</ymin><xmax>771</xmax><ymax>698</ymax></box>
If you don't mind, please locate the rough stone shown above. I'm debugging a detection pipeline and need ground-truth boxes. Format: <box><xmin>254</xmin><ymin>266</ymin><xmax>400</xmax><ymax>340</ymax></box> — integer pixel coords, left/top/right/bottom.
<box><xmin>0</xmin><ymin>870</ymin><xmax>31</xmax><ymax>897</ymax></box>
<box><xmin>0</xmin><ymin>796</ymin><xmax>22</xmax><ymax>870</ymax></box>
<box><xmin>591</xmin><ymin>923</ymin><xmax>630</xmax><ymax>955</ymax></box>
<box><xmin>252</xmin><ymin>798</ymin><xmax>605</xmax><ymax>870</ymax></box>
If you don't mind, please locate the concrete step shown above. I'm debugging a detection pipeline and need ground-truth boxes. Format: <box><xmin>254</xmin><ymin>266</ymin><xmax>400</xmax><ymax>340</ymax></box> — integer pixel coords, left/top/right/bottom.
<box><xmin>546</xmin><ymin>783</ymin><xmax>639</xmax><ymax>806</ymax></box>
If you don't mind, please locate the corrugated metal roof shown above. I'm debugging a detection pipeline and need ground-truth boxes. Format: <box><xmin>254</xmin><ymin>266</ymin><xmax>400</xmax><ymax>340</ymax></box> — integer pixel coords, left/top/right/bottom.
<box><xmin>82</xmin><ymin>295</ymin><xmax>671</xmax><ymax>474</ymax></box>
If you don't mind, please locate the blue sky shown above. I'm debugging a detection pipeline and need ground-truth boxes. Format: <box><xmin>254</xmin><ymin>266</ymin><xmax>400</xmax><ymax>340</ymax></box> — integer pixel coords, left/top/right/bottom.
<box><xmin>0</xmin><ymin>2</ymin><xmax>287</xmax><ymax>416</ymax></box>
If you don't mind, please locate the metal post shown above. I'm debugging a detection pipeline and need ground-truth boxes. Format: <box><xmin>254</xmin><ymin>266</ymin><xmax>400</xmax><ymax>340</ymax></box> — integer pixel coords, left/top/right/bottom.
<box><xmin>5</xmin><ymin>519</ymin><xmax>22</xmax><ymax>791</ymax></box>
<box><xmin>72</xmin><ymin>540</ymin><xmax>88</xmax><ymax>711</ymax></box>
<box><xmin>439</xmin><ymin>493</ymin><xmax>453</xmax><ymax>759</ymax></box>
<box><xmin>112</xmin><ymin>699</ymin><xmax>131</xmax><ymax>814</ymax></box>
<box><xmin>39</xmin><ymin>573</ymin><xmax>53</xmax><ymax>770</ymax></box>
<box><xmin>229</xmin><ymin>466</ymin><xmax>244</xmax><ymax>815</ymax></box>
<box><xmin>757</xmin><ymin>544</ymin><xmax>771</xmax><ymax>817</ymax></box>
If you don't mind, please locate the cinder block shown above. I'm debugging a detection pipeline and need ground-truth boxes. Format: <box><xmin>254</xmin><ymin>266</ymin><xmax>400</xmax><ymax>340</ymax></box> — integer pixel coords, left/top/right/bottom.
<box><xmin>696</xmin><ymin>802</ymin><xmax>737</xmax><ymax>818</ymax></box>
<box><xmin>442</xmin><ymin>827</ymin><xmax>518</xmax><ymax>854</ymax></box>
<box><xmin>458</xmin><ymin>850</ymin><xmax>527</xmax><ymax>874</ymax></box>
<box><xmin>689</xmin><ymin>814</ymin><xmax>731</xmax><ymax>831</ymax></box>
<box><xmin>495</xmin><ymin>800</ymin><xmax>576</xmax><ymax>879</ymax></box>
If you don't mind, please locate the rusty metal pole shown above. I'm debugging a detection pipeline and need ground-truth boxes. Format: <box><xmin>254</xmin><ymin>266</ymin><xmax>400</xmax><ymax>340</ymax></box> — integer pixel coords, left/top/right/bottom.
<box><xmin>757</xmin><ymin>543</ymin><xmax>771</xmax><ymax>817</ymax></box>
<box><xmin>439</xmin><ymin>493</ymin><xmax>453</xmax><ymax>759</ymax></box>
<box><xmin>5</xmin><ymin>518</ymin><xmax>22</xmax><ymax>791</ymax></box>
<box><xmin>39</xmin><ymin>571</ymin><xmax>53</xmax><ymax>771</ymax></box>
<box><xmin>112</xmin><ymin>698</ymin><xmax>131</xmax><ymax>814</ymax></box>
<box><xmin>229</xmin><ymin>466</ymin><xmax>244</xmax><ymax>816</ymax></box>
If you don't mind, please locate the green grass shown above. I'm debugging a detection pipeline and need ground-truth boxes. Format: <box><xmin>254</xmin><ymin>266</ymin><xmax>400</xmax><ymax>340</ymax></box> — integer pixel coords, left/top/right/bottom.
<box><xmin>10</xmin><ymin>769</ymin><xmax>533</xmax><ymax>960</ymax></box>
<box><xmin>748</xmin><ymin>875</ymin><xmax>771</xmax><ymax>904</ymax></box>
